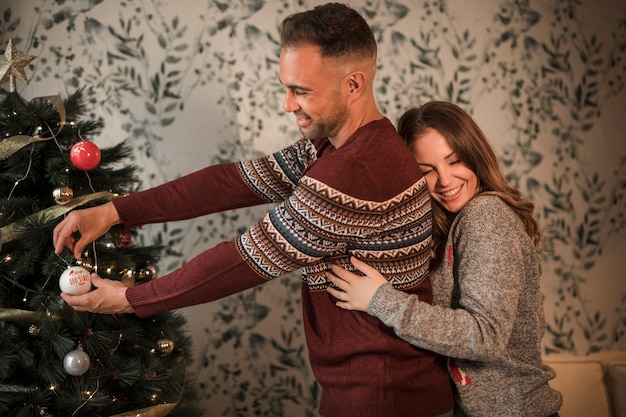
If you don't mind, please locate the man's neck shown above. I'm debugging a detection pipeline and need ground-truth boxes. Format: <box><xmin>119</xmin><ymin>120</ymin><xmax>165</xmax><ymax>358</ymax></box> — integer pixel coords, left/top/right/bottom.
<box><xmin>329</xmin><ymin>108</ymin><xmax>384</xmax><ymax>148</ymax></box>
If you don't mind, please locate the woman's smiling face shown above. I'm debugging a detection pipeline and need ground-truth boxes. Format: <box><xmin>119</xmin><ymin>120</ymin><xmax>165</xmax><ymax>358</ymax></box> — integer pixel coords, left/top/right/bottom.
<box><xmin>412</xmin><ymin>128</ymin><xmax>479</xmax><ymax>213</ymax></box>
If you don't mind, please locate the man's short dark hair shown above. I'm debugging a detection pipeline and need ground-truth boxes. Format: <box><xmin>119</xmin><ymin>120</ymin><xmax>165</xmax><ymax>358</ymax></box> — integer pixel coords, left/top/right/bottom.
<box><xmin>280</xmin><ymin>2</ymin><xmax>377</xmax><ymax>62</ymax></box>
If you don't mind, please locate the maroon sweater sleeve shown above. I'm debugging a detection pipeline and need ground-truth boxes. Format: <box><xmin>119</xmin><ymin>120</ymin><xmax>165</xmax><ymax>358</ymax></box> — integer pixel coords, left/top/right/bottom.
<box><xmin>113</xmin><ymin>162</ymin><xmax>270</xmax><ymax>317</ymax></box>
<box><xmin>112</xmin><ymin>162</ymin><xmax>266</xmax><ymax>228</ymax></box>
<box><xmin>125</xmin><ymin>240</ymin><xmax>267</xmax><ymax>317</ymax></box>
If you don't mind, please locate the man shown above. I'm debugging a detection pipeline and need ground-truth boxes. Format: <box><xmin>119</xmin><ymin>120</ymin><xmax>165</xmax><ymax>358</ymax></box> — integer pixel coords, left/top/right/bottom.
<box><xmin>54</xmin><ymin>3</ymin><xmax>454</xmax><ymax>417</ymax></box>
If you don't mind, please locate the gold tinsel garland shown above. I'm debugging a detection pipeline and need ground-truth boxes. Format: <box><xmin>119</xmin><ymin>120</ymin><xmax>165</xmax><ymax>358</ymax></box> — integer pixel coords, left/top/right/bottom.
<box><xmin>0</xmin><ymin>94</ymin><xmax>67</xmax><ymax>160</ymax></box>
<box><xmin>0</xmin><ymin>307</ymin><xmax>48</xmax><ymax>322</ymax></box>
<box><xmin>0</xmin><ymin>191</ymin><xmax>115</xmax><ymax>244</ymax></box>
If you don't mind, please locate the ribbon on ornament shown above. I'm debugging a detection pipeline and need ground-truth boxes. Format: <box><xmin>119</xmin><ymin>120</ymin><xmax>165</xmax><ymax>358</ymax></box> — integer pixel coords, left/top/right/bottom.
<box><xmin>0</xmin><ymin>191</ymin><xmax>115</xmax><ymax>244</ymax></box>
<box><xmin>0</xmin><ymin>94</ymin><xmax>66</xmax><ymax>160</ymax></box>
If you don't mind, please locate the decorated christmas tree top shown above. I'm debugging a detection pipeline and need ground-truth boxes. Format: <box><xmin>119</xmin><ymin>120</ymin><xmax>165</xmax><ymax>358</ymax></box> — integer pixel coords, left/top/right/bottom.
<box><xmin>0</xmin><ymin>39</ymin><xmax>202</xmax><ymax>417</ymax></box>
<box><xmin>0</xmin><ymin>38</ymin><xmax>36</xmax><ymax>92</ymax></box>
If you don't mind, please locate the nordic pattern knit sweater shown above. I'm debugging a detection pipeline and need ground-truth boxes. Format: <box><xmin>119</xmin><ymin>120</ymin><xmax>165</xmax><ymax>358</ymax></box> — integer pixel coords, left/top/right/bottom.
<box><xmin>368</xmin><ymin>195</ymin><xmax>563</xmax><ymax>417</ymax></box>
<box><xmin>117</xmin><ymin>118</ymin><xmax>454</xmax><ymax>417</ymax></box>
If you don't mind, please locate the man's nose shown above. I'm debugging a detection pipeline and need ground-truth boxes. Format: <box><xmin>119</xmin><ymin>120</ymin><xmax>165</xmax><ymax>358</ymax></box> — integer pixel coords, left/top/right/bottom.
<box><xmin>283</xmin><ymin>90</ymin><xmax>298</xmax><ymax>113</ymax></box>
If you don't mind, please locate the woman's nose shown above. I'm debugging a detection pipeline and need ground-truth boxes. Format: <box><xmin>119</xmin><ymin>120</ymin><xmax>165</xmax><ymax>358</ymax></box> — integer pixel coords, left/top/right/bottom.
<box><xmin>436</xmin><ymin>168</ymin><xmax>452</xmax><ymax>187</ymax></box>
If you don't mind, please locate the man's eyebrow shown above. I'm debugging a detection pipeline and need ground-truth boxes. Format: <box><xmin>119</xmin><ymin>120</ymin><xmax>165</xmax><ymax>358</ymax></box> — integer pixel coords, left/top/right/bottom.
<box><xmin>279</xmin><ymin>78</ymin><xmax>311</xmax><ymax>91</ymax></box>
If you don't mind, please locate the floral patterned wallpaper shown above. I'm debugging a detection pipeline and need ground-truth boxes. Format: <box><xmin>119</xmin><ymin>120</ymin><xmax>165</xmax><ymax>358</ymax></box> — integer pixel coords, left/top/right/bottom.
<box><xmin>2</xmin><ymin>0</ymin><xmax>625</xmax><ymax>415</ymax></box>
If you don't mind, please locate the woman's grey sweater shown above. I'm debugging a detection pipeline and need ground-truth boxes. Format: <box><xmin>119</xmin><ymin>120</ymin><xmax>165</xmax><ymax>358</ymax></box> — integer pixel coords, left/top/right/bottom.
<box><xmin>369</xmin><ymin>195</ymin><xmax>562</xmax><ymax>417</ymax></box>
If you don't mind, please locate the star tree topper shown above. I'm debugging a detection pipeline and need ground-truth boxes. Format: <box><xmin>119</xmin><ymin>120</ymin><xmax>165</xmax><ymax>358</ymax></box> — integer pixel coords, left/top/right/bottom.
<box><xmin>0</xmin><ymin>38</ymin><xmax>37</xmax><ymax>92</ymax></box>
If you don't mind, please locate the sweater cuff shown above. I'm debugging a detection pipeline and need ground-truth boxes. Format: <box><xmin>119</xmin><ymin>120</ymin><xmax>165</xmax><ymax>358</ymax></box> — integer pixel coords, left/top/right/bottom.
<box><xmin>368</xmin><ymin>282</ymin><xmax>408</xmax><ymax>320</ymax></box>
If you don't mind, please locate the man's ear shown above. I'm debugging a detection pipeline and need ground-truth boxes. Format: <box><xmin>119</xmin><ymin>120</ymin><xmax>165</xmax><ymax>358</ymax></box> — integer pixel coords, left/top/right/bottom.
<box><xmin>347</xmin><ymin>72</ymin><xmax>365</xmax><ymax>93</ymax></box>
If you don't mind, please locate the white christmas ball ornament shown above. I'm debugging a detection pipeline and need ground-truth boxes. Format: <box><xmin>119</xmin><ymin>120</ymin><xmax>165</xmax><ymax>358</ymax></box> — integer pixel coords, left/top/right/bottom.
<box><xmin>63</xmin><ymin>348</ymin><xmax>91</xmax><ymax>376</ymax></box>
<box><xmin>59</xmin><ymin>266</ymin><xmax>92</xmax><ymax>295</ymax></box>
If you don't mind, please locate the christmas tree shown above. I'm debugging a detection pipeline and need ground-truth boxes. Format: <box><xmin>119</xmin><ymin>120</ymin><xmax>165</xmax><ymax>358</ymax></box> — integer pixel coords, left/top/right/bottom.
<box><xmin>0</xmin><ymin>39</ymin><xmax>202</xmax><ymax>417</ymax></box>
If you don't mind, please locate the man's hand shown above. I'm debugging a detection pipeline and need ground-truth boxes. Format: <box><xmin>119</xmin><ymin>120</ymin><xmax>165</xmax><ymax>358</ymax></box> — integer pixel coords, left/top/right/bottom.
<box><xmin>60</xmin><ymin>274</ymin><xmax>134</xmax><ymax>314</ymax></box>
<box><xmin>53</xmin><ymin>202</ymin><xmax>121</xmax><ymax>259</ymax></box>
<box><xmin>326</xmin><ymin>256</ymin><xmax>388</xmax><ymax>312</ymax></box>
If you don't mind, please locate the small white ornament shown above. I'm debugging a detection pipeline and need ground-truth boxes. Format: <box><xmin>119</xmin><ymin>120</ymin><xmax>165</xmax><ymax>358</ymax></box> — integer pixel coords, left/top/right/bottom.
<box><xmin>59</xmin><ymin>265</ymin><xmax>92</xmax><ymax>295</ymax></box>
<box><xmin>63</xmin><ymin>348</ymin><xmax>91</xmax><ymax>376</ymax></box>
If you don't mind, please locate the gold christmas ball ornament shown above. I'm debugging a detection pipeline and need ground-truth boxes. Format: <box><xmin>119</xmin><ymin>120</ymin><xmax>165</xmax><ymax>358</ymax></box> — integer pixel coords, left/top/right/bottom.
<box><xmin>120</xmin><ymin>268</ymin><xmax>136</xmax><ymax>287</ymax></box>
<box><xmin>52</xmin><ymin>186</ymin><xmax>73</xmax><ymax>205</ymax></box>
<box><xmin>75</xmin><ymin>257</ymin><xmax>94</xmax><ymax>272</ymax></box>
<box><xmin>155</xmin><ymin>338</ymin><xmax>174</xmax><ymax>356</ymax></box>
<box><xmin>137</xmin><ymin>263</ymin><xmax>158</xmax><ymax>281</ymax></box>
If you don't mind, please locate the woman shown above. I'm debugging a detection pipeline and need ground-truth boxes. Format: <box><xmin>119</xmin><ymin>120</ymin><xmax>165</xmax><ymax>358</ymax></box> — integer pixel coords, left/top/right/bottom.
<box><xmin>327</xmin><ymin>101</ymin><xmax>562</xmax><ymax>417</ymax></box>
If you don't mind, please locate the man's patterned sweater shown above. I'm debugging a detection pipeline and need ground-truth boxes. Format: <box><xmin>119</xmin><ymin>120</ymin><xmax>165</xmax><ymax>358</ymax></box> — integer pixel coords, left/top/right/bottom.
<box><xmin>117</xmin><ymin>118</ymin><xmax>454</xmax><ymax>417</ymax></box>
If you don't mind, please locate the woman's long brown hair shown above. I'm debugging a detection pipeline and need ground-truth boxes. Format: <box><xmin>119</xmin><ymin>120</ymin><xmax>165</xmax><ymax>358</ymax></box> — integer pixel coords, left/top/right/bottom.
<box><xmin>397</xmin><ymin>101</ymin><xmax>541</xmax><ymax>268</ymax></box>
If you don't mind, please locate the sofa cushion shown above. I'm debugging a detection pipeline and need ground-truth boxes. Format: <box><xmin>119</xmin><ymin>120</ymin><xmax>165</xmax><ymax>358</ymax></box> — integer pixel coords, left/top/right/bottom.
<box><xmin>587</xmin><ymin>350</ymin><xmax>626</xmax><ymax>417</ymax></box>
<box><xmin>608</xmin><ymin>363</ymin><xmax>626</xmax><ymax>417</ymax></box>
<box><xmin>544</xmin><ymin>356</ymin><xmax>612</xmax><ymax>417</ymax></box>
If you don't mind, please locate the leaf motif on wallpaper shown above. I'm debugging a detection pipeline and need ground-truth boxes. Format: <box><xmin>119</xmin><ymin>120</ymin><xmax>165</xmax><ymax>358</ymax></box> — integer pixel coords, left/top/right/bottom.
<box><xmin>1</xmin><ymin>8</ymin><xmax>21</xmax><ymax>35</ymax></box>
<box><xmin>195</xmin><ymin>277</ymin><xmax>317</xmax><ymax>416</ymax></box>
<box><xmin>377</xmin><ymin>1</ymin><xmax>526</xmax><ymax>116</ymax></box>
<box><xmin>498</xmin><ymin>3</ymin><xmax>626</xmax><ymax>355</ymax></box>
<box><xmin>66</xmin><ymin>6</ymin><xmax>203</xmax><ymax>181</ymax></box>
<box><xmin>363</xmin><ymin>0</ymin><xmax>409</xmax><ymax>35</ymax></box>
<box><xmin>493</xmin><ymin>1</ymin><xmax>540</xmax><ymax>47</ymax></box>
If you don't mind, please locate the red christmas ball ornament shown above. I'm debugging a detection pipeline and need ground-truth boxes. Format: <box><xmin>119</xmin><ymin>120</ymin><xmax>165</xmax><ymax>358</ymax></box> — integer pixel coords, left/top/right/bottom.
<box><xmin>70</xmin><ymin>140</ymin><xmax>101</xmax><ymax>171</ymax></box>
